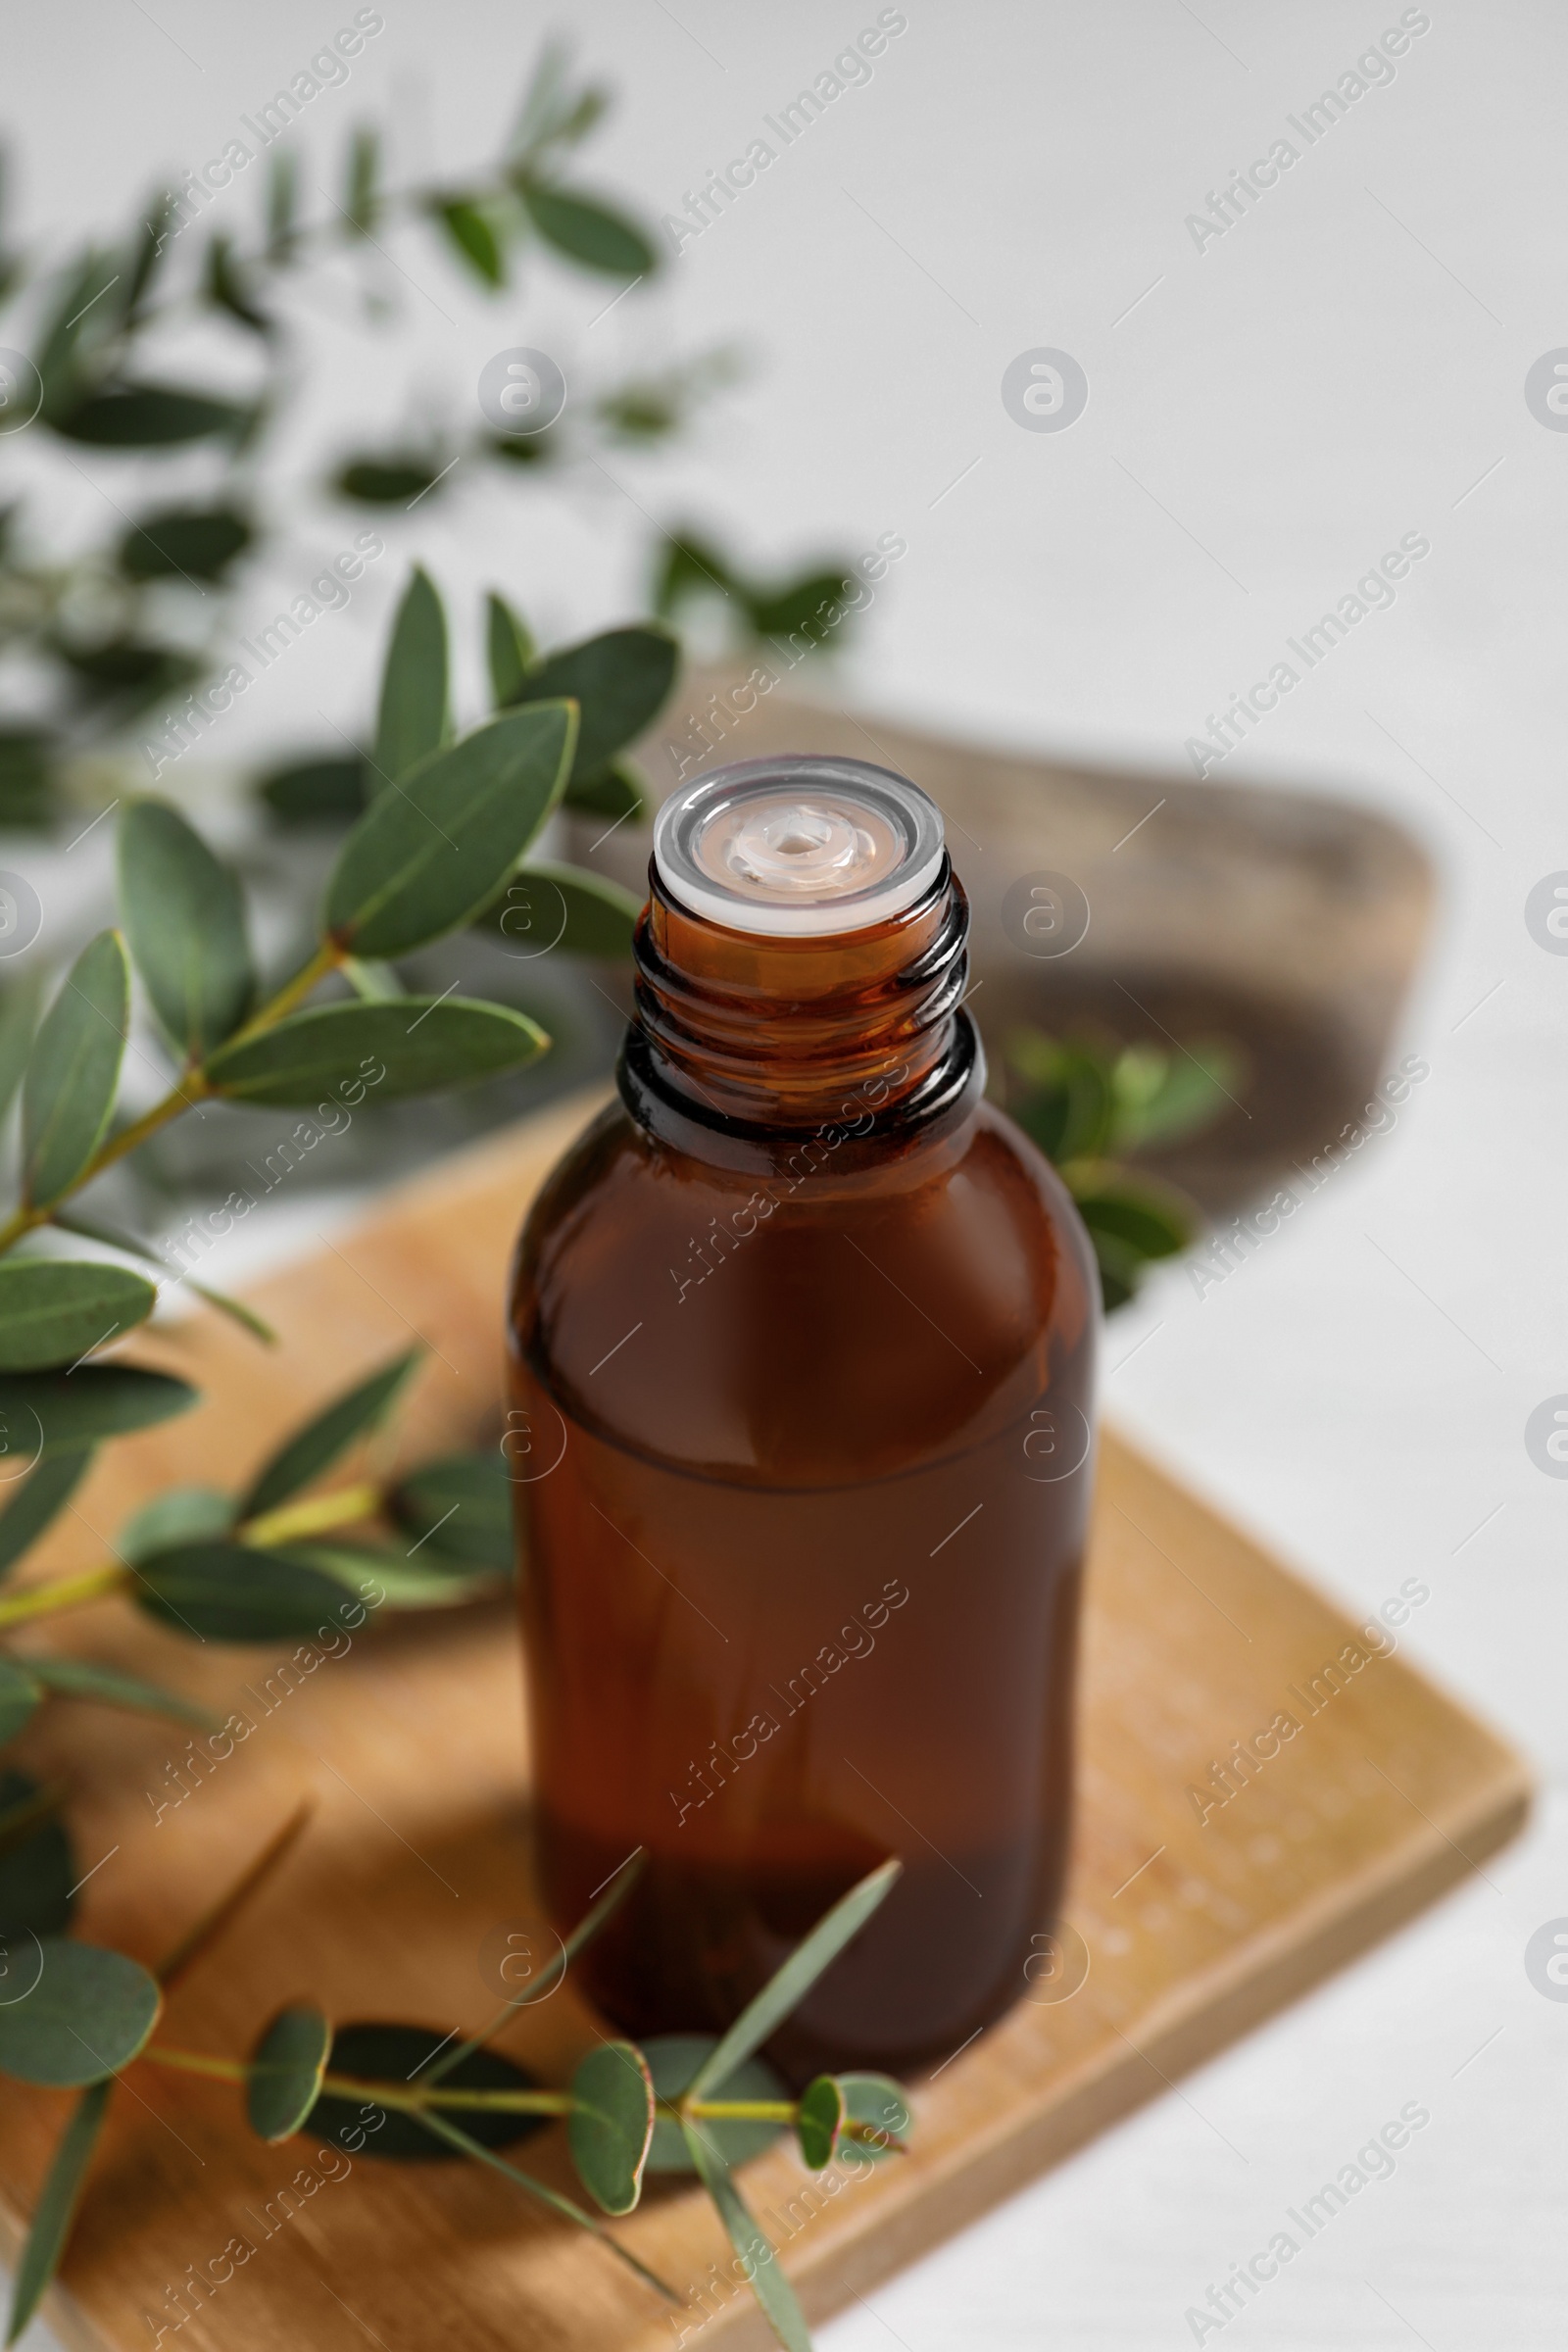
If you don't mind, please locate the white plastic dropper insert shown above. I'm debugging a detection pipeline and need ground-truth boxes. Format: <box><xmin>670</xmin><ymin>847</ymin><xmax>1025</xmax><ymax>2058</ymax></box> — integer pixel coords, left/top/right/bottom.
<box><xmin>652</xmin><ymin>757</ymin><xmax>946</xmax><ymax>938</ymax></box>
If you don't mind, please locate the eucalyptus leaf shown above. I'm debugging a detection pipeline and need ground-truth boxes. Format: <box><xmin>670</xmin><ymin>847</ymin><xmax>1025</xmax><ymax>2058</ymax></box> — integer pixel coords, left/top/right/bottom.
<box><xmin>49</xmin><ymin>1211</ymin><xmax>274</xmax><ymax>1348</ymax></box>
<box><xmin>52</xmin><ymin>384</ymin><xmax>247</xmax><ymax>447</ymax></box>
<box><xmin>436</xmin><ymin>200</ymin><xmax>504</xmax><ymax>286</ymax></box>
<box><xmin>325</xmin><ymin>702</ymin><xmax>578</xmax><ymax>956</ymax></box>
<box><xmin>370</xmin><ymin>566</ymin><xmax>449</xmax><ymax>793</ymax></box>
<box><xmin>26</xmin><ymin>1656</ymin><xmax>219</xmax><ymax>1732</ymax></box>
<box><xmin>568</xmin><ymin>2040</ymin><xmax>654</xmax><ymax>2215</ymax></box>
<box><xmin>0</xmin><ymin>1367</ymin><xmax>195</xmax><ymax>1455</ymax></box>
<box><xmin>1069</xmin><ymin>1175</ymin><xmax>1192</xmax><ymax>1262</ymax></box>
<box><xmin>345</xmin><ymin>127</ymin><xmax>380</xmax><ymax>235</ymax></box>
<box><xmin>132</xmin><ymin>1542</ymin><xmax>355</xmax><ymax>1642</ymax></box>
<box><xmin>390</xmin><ymin>1451</ymin><xmax>514</xmax><ymax>1569</ymax></box>
<box><xmin>509</xmin><ymin>627</ymin><xmax>673</xmax><ymax>786</ymax></box>
<box><xmin>118</xmin><ymin>1485</ymin><xmax>232</xmax><ymax>1562</ymax></box>
<box><xmin>119</xmin><ymin>799</ymin><xmax>254</xmax><ymax>1057</ymax></box>
<box><xmin>480</xmin><ymin>862</ymin><xmax>640</xmax><ymax>960</ymax></box>
<box><xmin>523</xmin><ymin>185</ymin><xmax>655</xmax><ymax>277</ymax></box>
<box><xmin>247</xmin><ymin>2004</ymin><xmax>332</xmax><ymax>2141</ymax></box>
<box><xmin>203</xmin><ymin>233</ymin><xmax>270</xmax><ymax>334</ymax></box>
<box><xmin>0</xmin><ymin>1261</ymin><xmax>156</xmax><ymax>1372</ymax></box>
<box><xmin>643</xmin><ymin>2037</ymin><xmax>787</xmax><ymax>2173</ymax></box>
<box><xmin>686</xmin><ymin>1859</ymin><xmax>901</xmax><ymax>2103</ymax></box>
<box><xmin>118</xmin><ymin>505</ymin><xmax>252</xmax><ymax>583</ymax></box>
<box><xmin>34</xmin><ymin>249</ymin><xmax>122</xmax><ymax>416</ymax></box>
<box><xmin>681</xmin><ymin>2124</ymin><xmax>809</xmax><ymax>2352</ymax></box>
<box><xmin>0</xmin><ymin>1939</ymin><xmax>161</xmax><ymax>2086</ymax></box>
<box><xmin>838</xmin><ymin>2072</ymin><xmax>911</xmax><ymax>2158</ymax></box>
<box><xmin>258</xmin><ymin>754</ymin><xmax>367</xmax><ymax>825</ymax></box>
<box><xmin>335</xmin><ymin>457</ymin><xmax>444</xmax><ymax>505</ymax></box>
<box><xmin>0</xmin><ymin>1659</ymin><xmax>40</xmax><ymax>1744</ymax></box>
<box><xmin>308</xmin><ymin>2024</ymin><xmax>547</xmax><ymax>2159</ymax></box>
<box><xmin>288</xmin><ymin>1543</ymin><xmax>497</xmax><ymax>1611</ymax></box>
<box><xmin>23</xmin><ymin>931</ymin><xmax>129</xmax><ymax>1206</ymax></box>
<box><xmin>794</xmin><ymin>2074</ymin><xmax>845</xmax><ymax>2171</ymax></box>
<box><xmin>0</xmin><ymin>972</ymin><xmax>42</xmax><ymax>1127</ymax></box>
<box><xmin>204</xmin><ymin>998</ymin><xmax>549</xmax><ymax>1105</ymax></box>
<box><xmin>562</xmin><ymin>758</ymin><xmax>644</xmax><ymax>823</ymax></box>
<box><xmin>0</xmin><ymin>1803</ymin><xmax>71</xmax><ymax>1943</ymax></box>
<box><xmin>239</xmin><ymin>1348</ymin><xmax>419</xmax><ymax>1521</ymax></box>
<box><xmin>0</xmin><ymin>1450</ymin><xmax>91</xmax><ymax>1583</ymax></box>
<box><xmin>3</xmin><ymin>2079</ymin><xmax>111</xmax><ymax>2346</ymax></box>
<box><xmin>486</xmin><ymin>591</ymin><xmax>534</xmax><ymax>707</ymax></box>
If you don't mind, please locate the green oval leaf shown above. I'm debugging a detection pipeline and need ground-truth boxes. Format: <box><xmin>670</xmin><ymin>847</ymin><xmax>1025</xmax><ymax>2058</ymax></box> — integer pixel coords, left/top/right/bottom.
<box><xmin>0</xmin><ymin>1261</ymin><xmax>155</xmax><ymax>1373</ymax></box>
<box><xmin>51</xmin><ymin>384</ymin><xmax>247</xmax><ymax>447</ymax></box>
<box><xmin>324</xmin><ymin>703</ymin><xmax>578</xmax><ymax>957</ymax></box>
<box><xmin>119</xmin><ymin>799</ymin><xmax>254</xmax><ymax>1057</ymax></box>
<box><xmin>240</xmin><ymin>1348</ymin><xmax>420</xmax><ymax>1522</ymax></box>
<box><xmin>486</xmin><ymin>592</ymin><xmax>534</xmax><ymax>708</ymax></box>
<box><xmin>0</xmin><ymin>1771</ymin><xmax>74</xmax><ymax>1938</ymax></box>
<box><xmin>247</xmin><ymin>2004</ymin><xmax>332</xmax><ymax>2141</ymax></box>
<box><xmin>1067</xmin><ymin>1172</ymin><xmax>1194</xmax><ymax>1261</ymax></box>
<box><xmin>0</xmin><ymin>972</ymin><xmax>43</xmax><ymax>1125</ymax></box>
<box><xmin>511</xmin><ymin>628</ymin><xmax>674</xmax><ymax>786</ymax></box>
<box><xmin>205</xmin><ymin>997</ymin><xmax>549</xmax><ymax>1106</ymax></box>
<box><xmin>0</xmin><ymin>1659</ymin><xmax>40</xmax><ymax>1744</ymax></box>
<box><xmin>642</xmin><ymin>2036</ymin><xmax>787</xmax><ymax>2173</ymax></box>
<box><xmin>0</xmin><ymin>1450</ymin><xmax>92</xmax><ymax>1584</ymax></box>
<box><xmin>686</xmin><ymin>1859</ymin><xmax>902</xmax><ymax>2104</ymax></box>
<box><xmin>23</xmin><ymin>932</ymin><xmax>130</xmax><ymax>1207</ymax></box>
<box><xmin>370</xmin><ymin>567</ymin><xmax>449</xmax><ymax>794</ymax></box>
<box><xmin>333</xmin><ymin>457</ymin><xmax>444</xmax><ymax>506</ymax></box>
<box><xmin>523</xmin><ymin>185</ymin><xmax>655</xmax><ymax>277</ymax></box>
<box><xmin>258</xmin><ymin>754</ymin><xmax>368</xmax><ymax>826</ymax></box>
<box><xmin>118</xmin><ymin>505</ymin><xmax>252</xmax><ymax>583</ymax></box>
<box><xmin>0</xmin><ymin>1367</ymin><xmax>195</xmax><ymax>1456</ymax></box>
<box><xmin>118</xmin><ymin>1484</ymin><xmax>232</xmax><ymax>1563</ymax></box>
<box><xmin>569</xmin><ymin>2040</ymin><xmax>654</xmax><ymax>2215</ymax></box>
<box><xmin>0</xmin><ymin>1939</ymin><xmax>161</xmax><ymax>2086</ymax></box>
<box><xmin>4</xmin><ymin>2080</ymin><xmax>112</xmax><ymax>2343</ymax></box>
<box><xmin>307</xmin><ymin>2023</ymin><xmax>548</xmax><ymax>2159</ymax></box>
<box><xmin>795</xmin><ymin>2073</ymin><xmax>845</xmax><ymax>2171</ymax></box>
<box><xmin>25</xmin><ymin>1656</ymin><xmax>220</xmax><ymax>1732</ymax></box>
<box><xmin>389</xmin><ymin>1451</ymin><xmax>513</xmax><ymax>1569</ymax></box>
<box><xmin>562</xmin><ymin>758</ymin><xmax>645</xmax><ymax>823</ymax></box>
<box><xmin>436</xmin><ymin>199</ymin><xmax>505</xmax><ymax>286</ymax></box>
<box><xmin>132</xmin><ymin>1542</ymin><xmax>355</xmax><ymax>1642</ymax></box>
<box><xmin>287</xmin><ymin>1543</ymin><xmax>496</xmax><ymax>1611</ymax></box>
<box><xmin>479</xmin><ymin>862</ymin><xmax>640</xmax><ymax>960</ymax></box>
<box><xmin>838</xmin><ymin>2072</ymin><xmax>911</xmax><ymax>2159</ymax></box>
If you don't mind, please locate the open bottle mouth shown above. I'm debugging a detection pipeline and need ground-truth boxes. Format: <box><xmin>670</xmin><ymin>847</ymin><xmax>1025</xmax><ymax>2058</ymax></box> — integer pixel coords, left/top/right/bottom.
<box><xmin>653</xmin><ymin>756</ymin><xmax>946</xmax><ymax>938</ymax></box>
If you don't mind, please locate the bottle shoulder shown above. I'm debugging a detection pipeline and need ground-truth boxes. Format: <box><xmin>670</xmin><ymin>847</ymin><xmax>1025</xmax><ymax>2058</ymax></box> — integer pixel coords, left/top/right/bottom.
<box><xmin>510</xmin><ymin>1101</ymin><xmax>1097</xmax><ymax>1487</ymax></box>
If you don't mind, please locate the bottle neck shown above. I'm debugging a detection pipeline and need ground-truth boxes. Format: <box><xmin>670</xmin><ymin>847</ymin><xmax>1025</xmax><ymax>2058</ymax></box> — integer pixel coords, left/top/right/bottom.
<box><xmin>617</xmin><ymin>856</ymin><xmax>984</xmax><ymax>1174</ymax></box>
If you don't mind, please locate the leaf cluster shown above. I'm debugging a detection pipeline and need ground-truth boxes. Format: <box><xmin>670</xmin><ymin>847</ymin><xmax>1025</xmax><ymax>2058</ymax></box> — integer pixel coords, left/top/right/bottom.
<box><xmin>0</xmin><ymin>1818</ymin><xmax>910</xmax><ymax>2350</ymax></box>
<box><xmin>1004</xmin><ymin>1027</ymin><xmax>1243</xmax><ymax>1308</ymax></box>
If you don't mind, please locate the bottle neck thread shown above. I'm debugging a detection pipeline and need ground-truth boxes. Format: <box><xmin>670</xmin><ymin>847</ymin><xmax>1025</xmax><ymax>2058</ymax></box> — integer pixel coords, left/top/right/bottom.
<box><xmin>618</xmin><ymin>858</ymin><xmax>982</xmax><ymax>1171</ymax></box>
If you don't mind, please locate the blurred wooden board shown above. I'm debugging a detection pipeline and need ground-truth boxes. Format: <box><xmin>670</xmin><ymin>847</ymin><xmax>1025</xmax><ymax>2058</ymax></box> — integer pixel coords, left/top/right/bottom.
<box><xmin>0</xmin><ymin>1091</ymin><xmax>1529</xmax><ymax>2352</ymax></box>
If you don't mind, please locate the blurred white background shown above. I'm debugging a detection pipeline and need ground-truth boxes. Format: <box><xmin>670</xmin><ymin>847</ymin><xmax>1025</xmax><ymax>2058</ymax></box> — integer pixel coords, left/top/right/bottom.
<box><xmin>5</xmin><ymin>1</ymin><xmax>1566</xmax><ymax>2342</ymax></box>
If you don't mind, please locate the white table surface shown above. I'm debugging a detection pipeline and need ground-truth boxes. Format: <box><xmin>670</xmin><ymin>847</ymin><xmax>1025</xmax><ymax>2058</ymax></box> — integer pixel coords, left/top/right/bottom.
<box><xmin>6</xmin><ymin>2</ymin><xmax>1565</xmax><ymax>2343</ymax></box>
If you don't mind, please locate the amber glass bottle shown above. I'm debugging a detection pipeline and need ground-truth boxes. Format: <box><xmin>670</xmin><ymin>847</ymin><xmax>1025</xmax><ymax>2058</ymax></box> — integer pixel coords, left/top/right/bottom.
<box><xmin>508</xmin><ymin>757</ymin><xmax>1097</xmax><ymax>2081</ymax></box>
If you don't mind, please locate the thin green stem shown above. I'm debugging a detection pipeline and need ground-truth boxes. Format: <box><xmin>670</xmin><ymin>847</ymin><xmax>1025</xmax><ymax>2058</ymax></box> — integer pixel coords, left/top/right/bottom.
<box><xmin>682</xmin><ymin>2098</ymin><xmax>798</xmax><ymax>2122</ymax></box>
<box><xmin>139</xmin><ymin>2046</ymin><xmax>572</xmax><ymax>2117</ymax></box>
<box><xmin>0</xmin><ymin>1562</ymin><xmax>128</xmax><ymax>1631</ymax></box>
<box><xmin>241</xmin><ymin>1481</ymin><xmax>381</xmax><ymax>1549</ymax></box>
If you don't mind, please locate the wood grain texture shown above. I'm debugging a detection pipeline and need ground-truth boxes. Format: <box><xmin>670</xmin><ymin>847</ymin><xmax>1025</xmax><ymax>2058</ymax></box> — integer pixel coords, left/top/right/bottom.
<box><xmin>0</xmin><ymin>1093</ymin><xmax>1529</xmax><ymax>2352</ymax></box>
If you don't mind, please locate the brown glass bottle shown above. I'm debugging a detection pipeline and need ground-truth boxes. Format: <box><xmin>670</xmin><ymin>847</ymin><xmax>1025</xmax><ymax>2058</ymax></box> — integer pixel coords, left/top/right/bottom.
<box><xmin>508</xmin><ymin>758</ymin><xmax>1097</xmax><ymax>2082</ymax></box>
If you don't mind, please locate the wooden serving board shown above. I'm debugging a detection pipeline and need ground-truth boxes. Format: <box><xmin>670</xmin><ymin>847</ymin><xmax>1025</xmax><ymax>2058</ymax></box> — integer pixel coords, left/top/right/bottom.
<box><xmin>0</xmin><ymin>1093</ymin><xmax>1529</xmax><ymax>2352</ymax></box>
